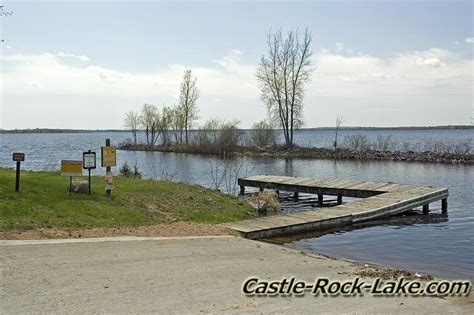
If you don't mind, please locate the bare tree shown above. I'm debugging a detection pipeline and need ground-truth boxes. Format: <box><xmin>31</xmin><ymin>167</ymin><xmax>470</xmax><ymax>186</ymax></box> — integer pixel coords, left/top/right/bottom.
<box><xmin>124</xmin><ymin>110</ymin><xmax>140</xmax><ymax>144</ymax></box>
<box><xmin>209</xmin><ymin>158</ymin><xmax>255</xmax><ymax>195</ymax></box>
<box><xmin>140</xmin><ymin>104</ymin><xmax>160</xmax><ymax>145</ymax></box>
<box><xmin>157</xmin><ymin>106</ymin><xmax>172</xmax><ymax>146</ymax></box>
<box><xmin>170</xmin><ymin>104</ymin><xmax>185</xmax><ymax>144</ymax></box>
<box><xmin>195</xmin><ymin>118</ymin><xmax>221</xmax><ymax>147</ymax></box>
<box><xmin>179</xmin><ymin>69</ymin><xmax>199</xmax><ymax>144</ymax></box>
<box><xmin>0</xmin><ymin>5</ymin><xmax>13</xmax><ymax>16</ymax></box>
<box><xmin>256</xmin><ymin>28</ymin><xmax>313</xmax><ymax>148</ymax></box>
<box><xmin>333</xmin><ymin>115</ymin><xmax>343</xmax><ymax>150</ymax></box>
<box><xmin>1</xmin><ymin>5</ymin><xmax>13</xmax><ymax>44</ymax></box>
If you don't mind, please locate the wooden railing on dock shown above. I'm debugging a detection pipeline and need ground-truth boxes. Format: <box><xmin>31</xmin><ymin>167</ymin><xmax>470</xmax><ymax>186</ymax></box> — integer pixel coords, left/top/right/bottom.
<box><xmin>224</xmin><ymin>175</ymin><xmax>448</xmax><ymax>239</ymax></box>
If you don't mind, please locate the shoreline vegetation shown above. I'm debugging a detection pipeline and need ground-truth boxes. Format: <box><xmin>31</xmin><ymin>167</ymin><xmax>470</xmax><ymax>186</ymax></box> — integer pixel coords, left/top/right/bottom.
<box><xmin>1</xmin><ymin>125</ymin><xmax>473</xmax><ymax>133</ymax></box>
<box><xmin>119</xmin><ymin>142</ymin><xmax>474</xmax><ymax>165</ymax></box>
<box><xmin>0</xmin><ymin>168</ymin><xmax>257</xmax><ymax>235</ymax></box>
<box><xmin>116</xmin><ymin>102</ymin><xmax>473</xmax><ymax>165</ymax></box>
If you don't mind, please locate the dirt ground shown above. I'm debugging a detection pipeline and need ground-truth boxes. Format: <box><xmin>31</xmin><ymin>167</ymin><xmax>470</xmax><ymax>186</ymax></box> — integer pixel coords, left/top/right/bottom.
<box><xmin>0</xmin><ymin>222</ymin><xmax>240</xmax><ymax>240</ymax></box>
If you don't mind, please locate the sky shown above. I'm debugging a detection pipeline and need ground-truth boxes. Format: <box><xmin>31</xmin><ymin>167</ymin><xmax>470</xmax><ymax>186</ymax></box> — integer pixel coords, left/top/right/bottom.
<box><xmin>0</xmin><ymin>0</ymin><xmax>473</xmax><ymax>129</ymax></box>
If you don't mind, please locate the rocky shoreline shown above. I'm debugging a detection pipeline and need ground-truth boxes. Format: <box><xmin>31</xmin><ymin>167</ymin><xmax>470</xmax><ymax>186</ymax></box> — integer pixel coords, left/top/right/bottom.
<box><xmin>118</xmin><ymin>143</ymin><xmax>473</xmax><ymax>165</ymax></box>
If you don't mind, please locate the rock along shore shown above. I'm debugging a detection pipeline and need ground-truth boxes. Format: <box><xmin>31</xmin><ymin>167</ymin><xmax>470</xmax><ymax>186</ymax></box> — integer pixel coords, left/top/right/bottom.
<box><xmin>119</xmin><ymin>143</ymin><xmax>474</xmax><ymax>165</ymax></box>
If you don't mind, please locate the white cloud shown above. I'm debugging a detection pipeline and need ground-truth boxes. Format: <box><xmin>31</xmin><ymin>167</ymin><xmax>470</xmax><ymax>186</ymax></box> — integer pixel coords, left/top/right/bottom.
<box><xmin>465</xmin><ymin>37</ymin><xmax>474</xmax><ymax>43</ymax></box>
<box><xmin>416</xmin><ymin>57</ymin><xmax>444</xmax><ymax>67</ymax></box>
<box><xmin>0</xmin><ymin>51</ymin><xmax>260</xmax><ymax>128</ymax></box>
<box><xmin>1</xmin><ymin>47</ymin><xmax>472</xmax><ymax>128</ymax></box>
<box><xmin>334</xmin><ymin>42</ymin><xmax>355</xmax><ymax>55</ymax></box>
<box><xmin>311</xmin><ymin>48</ymin><xmax>470</xmax><ymax>95</ymax></box>
<box><xmin>56</xmin><ymin>52</ymin><xmax>90</xmax><ymax>62</ymax></box>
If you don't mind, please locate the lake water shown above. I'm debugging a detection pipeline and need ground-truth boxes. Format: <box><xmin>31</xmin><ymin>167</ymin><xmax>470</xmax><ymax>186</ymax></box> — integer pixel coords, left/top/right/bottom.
<box><xmin>0</xmin><ymin>129</ymin><xmax>473</xmax><ymax>280</ymax></box>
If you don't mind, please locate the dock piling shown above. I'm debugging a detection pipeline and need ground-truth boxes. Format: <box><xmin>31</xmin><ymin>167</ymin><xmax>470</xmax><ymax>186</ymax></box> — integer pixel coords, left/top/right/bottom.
<box><xmin>423</xmin><ymin>204</ymin><xmax>430</xmax><ymax>214</ymax></box>
<box><xmin>442</xmin><ymin>198</ymin><xmax>448</xmax><ymax>214</ymax></box>
<box><xmin>337</xmin><ymin>195</ymin><xmax>343</xmax><ymax>205</ymax></box>
<box><xmin>318</xmin><ymin>194</ymin><xmax>324</xmax><ymax>207</ymax></box>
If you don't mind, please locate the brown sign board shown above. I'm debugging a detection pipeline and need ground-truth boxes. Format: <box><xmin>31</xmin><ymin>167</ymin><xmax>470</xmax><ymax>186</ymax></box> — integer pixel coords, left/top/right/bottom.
<box><xmin>101</xmin><ymin>146</ymin><xmax>116</xmax><ymax>167</ymax></box>
<box><xmin>12</xmin><ymin>152</ymin><xmax>25</xmax><ymax>162</ymax></box>
<box><xmin>61</xmin><ymin>160</ymin><xmax>83</xmax><ymax>177</ymax></box>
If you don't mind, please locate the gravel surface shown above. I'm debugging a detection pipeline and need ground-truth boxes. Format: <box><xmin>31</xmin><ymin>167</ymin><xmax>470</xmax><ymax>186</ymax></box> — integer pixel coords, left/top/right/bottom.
<box><xmin>1</xmin><ymin>236</ymin><xmax>472</xmax><ymax>313</ymax></box>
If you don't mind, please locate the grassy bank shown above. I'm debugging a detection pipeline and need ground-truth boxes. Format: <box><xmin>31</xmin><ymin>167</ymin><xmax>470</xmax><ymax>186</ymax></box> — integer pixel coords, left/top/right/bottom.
<box><xmin>0</xmin><ymin>168</ymin><xmax>257</xmax><ymax>232</ymax></box>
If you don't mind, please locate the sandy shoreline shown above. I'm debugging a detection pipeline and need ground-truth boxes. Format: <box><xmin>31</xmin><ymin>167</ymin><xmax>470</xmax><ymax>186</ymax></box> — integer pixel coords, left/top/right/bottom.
<box><xmin>0</xmin><ymin>222</ymin><xmax>239</xmax><ymax>240</ymax></box>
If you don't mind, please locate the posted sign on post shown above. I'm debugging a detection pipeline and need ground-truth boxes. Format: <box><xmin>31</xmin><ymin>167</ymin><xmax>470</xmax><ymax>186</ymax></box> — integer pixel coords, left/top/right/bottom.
<box><xmin>83</xmin><ymin>151</ymin><xmax>96</xmax><ymax>169</ymax></box>
<box><xmin>61</xmin><ymin>160</ymin><xmax>83</xmax><ymax>195</ymax></box>
<box><xmin>12</xmin><ymin>152</ymin><xmax>25</xmax><ymax>192</ymax></box>
<box><xmin>102</xmin><ymin>139</ymin><xmax>116</xmax><ymax>196</ymax></box>
<box><xmin>101</xmin><ymin>146</ymin><xmax>116</xmax><ymax>167</ymax></box>
<box><xmin>105</xmin><ymin>172</ymin><xmax>114</xmax><ymax>191</ymax></box>
<box><xmin>83</xmin><ymin>151</ymin><xmax>96</xmax><ymax>195</ymax></box>
<box><xmin>13</xmin><ymin>153</ymin><xmax>25</xmax><ymax>162</ymax></box>
<box><xmin>61</xmin><ymin>160</ymin><xmax>83</xmax><ymax>177</ymax></box>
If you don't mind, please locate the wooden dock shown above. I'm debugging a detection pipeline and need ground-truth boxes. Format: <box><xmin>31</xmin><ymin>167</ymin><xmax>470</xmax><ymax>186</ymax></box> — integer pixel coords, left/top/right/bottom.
<box><xmin>225</xmin><ymin>175</ymin><xmax>449</xmax><ymax>239</ymax></box>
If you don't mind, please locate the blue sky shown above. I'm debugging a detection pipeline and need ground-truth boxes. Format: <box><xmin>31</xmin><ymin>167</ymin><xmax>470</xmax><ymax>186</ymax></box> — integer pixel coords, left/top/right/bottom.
<box><xmin>1</xmin><ymin>0</ymin><xmax>473</xmax><ymax>129</ymax></box>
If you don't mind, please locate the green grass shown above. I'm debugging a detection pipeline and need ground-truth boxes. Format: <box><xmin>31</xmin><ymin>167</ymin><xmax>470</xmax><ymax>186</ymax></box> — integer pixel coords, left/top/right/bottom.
<box><xmin>0</xmin><ymin>168</ymin><xmax>257</xmax><ymax>231</ymax></box>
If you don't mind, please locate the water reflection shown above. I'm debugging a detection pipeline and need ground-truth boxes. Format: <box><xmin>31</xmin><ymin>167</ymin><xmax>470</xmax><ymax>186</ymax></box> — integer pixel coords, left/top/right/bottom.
<box><xmin>283</xmin><ymin>158</ymin><xmax>294</xmax><ymax>177</ymax></box>
<box><xmin>267</xmin><ymin>211</ymin><xmax>450</xmax><ymax>244</ymax></box>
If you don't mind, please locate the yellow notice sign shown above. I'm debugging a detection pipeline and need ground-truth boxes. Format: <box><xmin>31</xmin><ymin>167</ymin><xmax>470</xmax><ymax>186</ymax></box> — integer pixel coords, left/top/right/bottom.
<box><xmin>61</xmin><ymin>160</ymin><xmax>83</xmax><ymax>177</ymax></box>
<box><xmin>101</xmin><ymin>146</ymin><xmax>117</xmax><ymax>167</ymax></box>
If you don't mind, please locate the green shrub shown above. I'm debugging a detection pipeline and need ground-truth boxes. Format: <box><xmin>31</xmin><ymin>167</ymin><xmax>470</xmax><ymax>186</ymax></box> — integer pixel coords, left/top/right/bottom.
<box><xmin>216</xmin><ymin>119</ymin><xmax>242</xmax><ymax>152</ymax></box>
<box><xmin>120</xmin><ymin>162</ymin><xmax>142</xmax><ymax>179</ymax></box>
<box><xmin>249</xmin><ymin>120</ymin><xmax>277</xmax><ymax>148</ymax></box>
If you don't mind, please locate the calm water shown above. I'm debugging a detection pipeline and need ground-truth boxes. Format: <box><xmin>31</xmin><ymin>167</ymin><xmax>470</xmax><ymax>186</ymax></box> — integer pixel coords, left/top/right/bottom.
<box><xmin>0</xmin><ymin>130</ymin><xmax>473</xmax><ymax>280</ymax></box>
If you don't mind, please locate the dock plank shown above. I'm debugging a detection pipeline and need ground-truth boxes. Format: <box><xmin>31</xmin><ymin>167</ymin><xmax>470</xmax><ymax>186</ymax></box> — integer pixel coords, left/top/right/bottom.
<box><xmin>233</xmin><ymin>175</ymin><xmax>449</xmax><ymax>239</ymax></box>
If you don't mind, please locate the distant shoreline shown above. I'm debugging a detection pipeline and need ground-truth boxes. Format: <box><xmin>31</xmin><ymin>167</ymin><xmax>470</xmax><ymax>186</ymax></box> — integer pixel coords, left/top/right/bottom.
<box><xmin>1</xmin><ymin>125</ymin><xmax>473</xmax><ymax>134</ymax></box>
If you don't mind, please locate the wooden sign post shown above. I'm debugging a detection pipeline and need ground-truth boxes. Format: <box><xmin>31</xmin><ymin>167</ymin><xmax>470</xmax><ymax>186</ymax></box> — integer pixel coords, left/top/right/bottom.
<box><xmin>101</xmin><ymin>139</ymin><xmax>116</xmax><ymax>196</ymax></box>
<box><xmin>82</xmin><ymin>150</ymin><xmax>96</xmax><ymax>195</ymax></box>
<box><xmin>12</xmin><ymin>152</ymin><xmax>25</xmax><ymax>192</ymax></box>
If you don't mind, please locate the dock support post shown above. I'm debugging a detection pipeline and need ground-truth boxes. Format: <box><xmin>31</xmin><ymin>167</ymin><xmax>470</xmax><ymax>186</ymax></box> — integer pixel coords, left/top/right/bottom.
<box><xmin>275</xmin><ymin>189</ymin><xmax>279</xmax><ymax>197</ymax></box>
<box><xmin>442</xmin><ymin>198</ymin><xmax>448</xmax><ymax>214</ymax></box>
<box><xmin>293</xmin><ymin>191</ymin><xmax>299</xmax><ymax>201</ymax></box>
<box><xmin>422</xmin><ymin>204</ymin><xmax>429</xmax><ymax>214</ymax></box>
<box><xmin>259</xmin><ymin>186</ymin><xmax>264</xmax><ymax>193</ymax></box>
<box><xmin>337</xmin><ymin>195</ymin><xmax>342</xmax><ymax>205</ymax></box>
<box><xmin>318</xmin><ymin>194</ymin><xmax>324</xmax><ymax>207</ymax></box>
<box><xmin>240</xmin><ymin>185</ymin><xmax>245</xmax><ymax>195</ymax></box>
